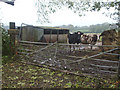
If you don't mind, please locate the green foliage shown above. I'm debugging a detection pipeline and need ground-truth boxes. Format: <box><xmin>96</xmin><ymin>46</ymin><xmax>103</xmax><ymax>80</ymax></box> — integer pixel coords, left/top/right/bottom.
<box><xmin>1</xmin><ymin>27</ymin><xmax>15</xmax><ymax>64</ymax></box>
<box><xmin>65</xmin><ymin>82</ymin><xmax>72</xmax><ymax>88</ymax></box>
<box><xmin>36</xmin><ymin>0</ymin><xmax>119</xmax><ymax>23</ymax></box>
<box><xmin>89</xmin><ymin>23</ymin><xmax>110</xmax><ymax>33</ymax></box>
<box><xmin>2</xmin><ymin>56</ymin><xmax>14</xmax><ymax>64</ymax></box>
<box><xmin>2</xmin><ymin>27</ymin><xmax>14</xmax><ymax>56</ymax></box>
<box><xmin>2</xmin><ymin>60</ymin><xmax>119</xmax><ymax>88</ymax></box>
<box><xmin>59</xmin><ymin>23</ymin><xmax>110</xmax><ymax>33</ymax></box>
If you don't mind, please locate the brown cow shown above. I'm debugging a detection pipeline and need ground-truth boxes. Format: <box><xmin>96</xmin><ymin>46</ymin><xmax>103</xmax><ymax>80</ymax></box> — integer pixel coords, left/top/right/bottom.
<box><xmin>81</xmin><ymin>34</ymin><xmax>98</xmax><ymax>49</ymax></box>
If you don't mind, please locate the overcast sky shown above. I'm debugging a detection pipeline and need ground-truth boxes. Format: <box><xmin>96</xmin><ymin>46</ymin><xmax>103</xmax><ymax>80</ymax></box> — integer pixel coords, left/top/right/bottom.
<box><xmin>0</xmin><ymin>0</ymin><xmax>116</xmax><ymax>27</ymax></box>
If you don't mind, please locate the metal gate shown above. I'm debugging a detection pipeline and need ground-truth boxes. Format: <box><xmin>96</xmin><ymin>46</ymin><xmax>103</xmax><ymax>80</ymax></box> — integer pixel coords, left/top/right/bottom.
<box><xmin>17</xmin><ymin>41</ymin><xmax>120</xmax><ymax>79</ymax></box>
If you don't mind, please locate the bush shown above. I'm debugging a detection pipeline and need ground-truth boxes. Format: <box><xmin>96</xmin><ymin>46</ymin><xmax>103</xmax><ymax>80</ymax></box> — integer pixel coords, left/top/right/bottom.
<box><xmin>2</xmin><ymin>27</ymin><xmax>13</xmax><ymax>56</ymax></box>
<box><xmin>1</xmin><ymin>27</ymin><xmax>14</xmax><ymax>64</ymax></box>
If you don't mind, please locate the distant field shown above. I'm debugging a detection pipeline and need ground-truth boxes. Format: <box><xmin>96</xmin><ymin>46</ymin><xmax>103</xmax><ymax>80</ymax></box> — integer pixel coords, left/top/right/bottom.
<box><xmin>78</xmin><ymin>30</ymin><xmax>90</xmax><ymax>33</ymax></box>
<box><xmin>72</xmin><ymin>30</ymin><xmax>90</xmax><ymax>33</ymax></box>
<box><xmin>71</xmin><ymin>30</ymin><xmax>102</xmax><ymax>34</ymax></box>
<box><xmin>84</xmin><ymin>33</ymin><xmax>101</xmax><ymax>35</ymax></box>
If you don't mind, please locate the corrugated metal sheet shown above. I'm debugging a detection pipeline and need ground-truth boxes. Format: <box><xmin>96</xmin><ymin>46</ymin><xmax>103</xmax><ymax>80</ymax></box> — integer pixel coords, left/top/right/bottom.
<box><xmin>21</xmin><ymin>26</ymin><xmax>44</xmax><ymax>42</ymax></box>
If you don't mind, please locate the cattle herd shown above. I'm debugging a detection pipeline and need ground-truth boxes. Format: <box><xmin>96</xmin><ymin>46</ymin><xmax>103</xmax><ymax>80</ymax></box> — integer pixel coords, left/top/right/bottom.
<box><xmin>68</xmin><ymin>31</ymin><xmax>98</xmax><ymax>45</ymax></box>
<box><xmin>67</xmin><ymin>29</ymin><xmax>118</xmax><ymax>51</ymax></box>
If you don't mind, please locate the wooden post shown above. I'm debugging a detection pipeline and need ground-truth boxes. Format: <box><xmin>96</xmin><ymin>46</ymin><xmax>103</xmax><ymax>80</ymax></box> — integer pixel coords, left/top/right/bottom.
<box><xmin>57</xmin><ymin>29</ymin><xmax>59</xmax><ymax>42</ymax></box>
<box><xmin>118</xmin><ymin>2</ymin><xmax>120</xmax><ymax>82</ymax></box>
<box><xmin>50</xmin><ymin>29</ymin><xmax>52</xmax><ymax>43</ymax></box>
<box><xmin>8</xmin><ymin>29</ymin><xmax>19</xmax><ymax>55</ymax></box>
<box><xmin>8</xmin><ymin>22</ymin><xmax>19</xmax><ymax>55</ymax></box>
<box><xmin>118</xmin><ymin>55</ymin><xmax>120</xmax><ymax>80</ymax></box>
<box><xmin>118</xmin><ymin>2</ymin><xmax>120</xmax><ymax>47</ymax></box>
<box><xmin>118</xmin><ymin>30</ymin><xmax>120</xmax><ymax>47</ymax></box>
<box><xmin>117</xmin><ymin>55</ymin><xmax>120</xmax><ymax>88</ymax></box>
<box><xmin>8</xmin><ymin>29</ymin><xmax>15</xmax><ymax>55</ymax></box>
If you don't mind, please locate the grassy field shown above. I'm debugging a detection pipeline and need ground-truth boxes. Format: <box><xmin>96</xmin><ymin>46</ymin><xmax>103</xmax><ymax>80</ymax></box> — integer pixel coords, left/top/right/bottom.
<box><xmin>71</xmin><ymin>30</ymin><xmax>90</xmax><ymax>33</ymax></box>
<box><xmin>2</xmin><ymin>59</ymin><xmax>120</xmax><ymax>88</ymax></box>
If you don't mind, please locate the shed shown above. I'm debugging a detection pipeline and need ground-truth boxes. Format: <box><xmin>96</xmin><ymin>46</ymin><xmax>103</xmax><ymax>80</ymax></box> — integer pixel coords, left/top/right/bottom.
<box><xmin>21</xmin><ymin>26</ymin><xmax>44</xmax><ymax>42</ymax></box>
<box><xmin>20</xmin><ymin>26</ymin><xmax>69</xmax><ymax>43</ymax></box>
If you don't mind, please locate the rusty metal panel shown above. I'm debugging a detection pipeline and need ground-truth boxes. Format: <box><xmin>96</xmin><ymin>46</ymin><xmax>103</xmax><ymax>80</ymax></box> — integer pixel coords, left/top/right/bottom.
<box><xmin>44</xmin><ymin>34</ymin><xmax>68</xmax><ymax>43</ymax></box>
<box><xmin>44</xmin><ymin>35</ymin><xmax>52</xmax><ymax>43</ymax></box>
<box><xmin>58</xmin><ymin>34</ymin><xmax>68</xmax><ymax>43</ymax></box>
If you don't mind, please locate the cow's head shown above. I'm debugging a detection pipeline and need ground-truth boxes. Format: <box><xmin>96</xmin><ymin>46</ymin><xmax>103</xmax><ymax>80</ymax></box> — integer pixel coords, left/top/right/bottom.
<box><xmin>77</xmin><ymin>31</ymin><xmax>84</xmax><ymax>35</ymax></box>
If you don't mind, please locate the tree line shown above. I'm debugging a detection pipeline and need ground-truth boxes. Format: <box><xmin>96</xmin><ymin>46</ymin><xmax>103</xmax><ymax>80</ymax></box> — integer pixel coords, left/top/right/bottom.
<box><xmin>58</xmin><ymin>22</ymin><xmax>117</xmax><ymax>33</ymax></box>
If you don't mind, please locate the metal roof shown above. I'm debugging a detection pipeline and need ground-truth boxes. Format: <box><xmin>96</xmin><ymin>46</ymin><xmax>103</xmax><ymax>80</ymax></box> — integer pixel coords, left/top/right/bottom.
<box><xmin>22</xmin><ymin>25</ymin><xmax>69</xmax><ymax>30</ymax></box>
<box><xmin>37</xmin><ymin>26</ymin><xmax>69</xmax><ymax>30</ymax></box>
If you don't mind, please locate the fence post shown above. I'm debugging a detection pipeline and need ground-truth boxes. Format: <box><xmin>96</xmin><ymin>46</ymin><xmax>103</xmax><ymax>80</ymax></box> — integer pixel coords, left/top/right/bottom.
<box><xmin>50</xmin><ymin>29</ymin><xmax>52</xmax><ymax>43</ymax></box>
<box><xmin>8</xmin><ymin>22</ymin><xmax>19</xmax><ymax>55</ymax></box>
<box><xmin>117</xmin><ymin>55</ymin><xmax>120</xmax><ymax>88</ymax></box>
<box><xmin>118</xmin><ymin>55</ymin><xmax>120</xmax><ymax>80</ymax></box>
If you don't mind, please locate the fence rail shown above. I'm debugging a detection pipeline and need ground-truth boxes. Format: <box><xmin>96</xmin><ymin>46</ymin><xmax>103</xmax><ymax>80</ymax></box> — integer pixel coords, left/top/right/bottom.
<box><xmin>92</xmin><ymin>58</ymin><xmax>118</xmax><ymax>63</ymax></box>
<box><xmin>69</xmin><ymin>48</ymin><xmax>118</xmax><ymax>64</ymax></box>
<box><xmin>105</xmin><ymin>53</ymin><xmax>120</xmax><ymax>56</ymax></box>
<box><xmin>17</xmin><ymin>48</ymin><xmax>33</xmax><ymax>52</ymax></box>
<box><xmin>19</xmin><ymin>40</ymin><xmax>120</xmax><ymax>47</ymax></box>
<box><xmin>98</xmin><ymin>70</ymin><xmax>118</xmax><ymax>74</ymax></box>
<box><xmin>85</xmin><ymin>67</ymin><xmax>117</xmax><ymax>74</ymax></box>
<box><xmin>90</xmin><ymin>64</ymin><xmax>118</xmax><ymax>69</ymax></box>
<box><xmin>18</xmin><ymin>40</ymin><xmax>120</xmax><ymax>79</ymax></box>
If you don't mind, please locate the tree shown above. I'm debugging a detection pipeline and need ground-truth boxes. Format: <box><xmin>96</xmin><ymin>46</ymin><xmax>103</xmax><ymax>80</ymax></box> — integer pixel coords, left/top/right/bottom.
<box><xmin>35</xmin><ymin>0</ymin><xmax>120</xmax><ymax>25</ymax></box>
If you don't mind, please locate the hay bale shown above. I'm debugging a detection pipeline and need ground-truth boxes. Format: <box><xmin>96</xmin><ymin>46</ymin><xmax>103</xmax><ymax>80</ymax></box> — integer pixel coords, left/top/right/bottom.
<box><xmin>99</xmin><ymin>29</ymin><xmax>118</xmax><ymax>51</ymax></box>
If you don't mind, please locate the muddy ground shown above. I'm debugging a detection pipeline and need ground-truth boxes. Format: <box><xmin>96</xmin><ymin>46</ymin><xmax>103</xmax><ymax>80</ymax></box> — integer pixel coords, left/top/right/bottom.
<box><xmin>2</xmin><ymin>60</ymin><xmax>119</xmax><ymax>88</ymax></box>
<box><xmin>2</xmin><ymin>42</ymin><xmax>120</xmax><ymax>88</ymax></box>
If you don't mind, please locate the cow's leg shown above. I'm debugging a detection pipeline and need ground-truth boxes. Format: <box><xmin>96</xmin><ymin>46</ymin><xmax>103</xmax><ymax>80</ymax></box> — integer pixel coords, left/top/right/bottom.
<box><xmin>101</xmin><ymin>47</ymin><xmax>104</xmax><ymax>52</ymax></box>
<box><xmin>78</xmin><ymin>43</ymin><xmax>80</xmax><ymax>50</ymax></box>
<box><xmin>73</xmin><ymin>45</ymin><xmax>75</xmax><ymax>51</ymax></box>
<box><xmin>76</xmin><ymin>43</ymin><xmax>79</xmax><ymax>50</ymax></box>
<box><xmin>79</xmin><ymin>43</ymin><xmax>82</xmax><ymax>50</ymax></box>
<box><xmin>71</xmin><ymin>45</ymin><xmax>74</xmax><ymax>52</ymax></box>
<box><xmin>70</xmin><ymin>45</ymin><xmax>71</xmax><ymax>52</ymax></box>
<box><xmin>90</xmin><ymin>45</ymin><xmax>93</xmax><ymax>50</ymax></box>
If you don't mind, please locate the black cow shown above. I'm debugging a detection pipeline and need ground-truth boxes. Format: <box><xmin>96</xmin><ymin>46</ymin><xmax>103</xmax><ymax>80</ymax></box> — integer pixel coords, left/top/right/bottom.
<box><xmin>68</xmin><ymin>31</ymin><xmax>84</xmax><ymax>44</ymax></box>
<box><xmin>68</xmin><ymin>31</ymin><xmax>84</xmax><ymax>51</ymax></box>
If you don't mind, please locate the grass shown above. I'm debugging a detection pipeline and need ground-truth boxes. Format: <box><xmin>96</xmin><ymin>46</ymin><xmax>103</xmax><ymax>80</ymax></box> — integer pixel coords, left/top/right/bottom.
<box><xmin>71</xmin><ymin>30</ymin><xmax>90</xmax><ymax>33</ymax></box>
<box><xmin>2</xmin><ymin>59</ymin><xmax>120</xmax><ymax>88</ymax></box>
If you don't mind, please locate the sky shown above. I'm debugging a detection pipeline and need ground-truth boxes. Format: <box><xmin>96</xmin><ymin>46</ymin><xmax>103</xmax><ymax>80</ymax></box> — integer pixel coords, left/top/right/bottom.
<box><xmin>0</xmin><ymin>0</ymin><xmax>116</xmax><ymax>27</ymax></box>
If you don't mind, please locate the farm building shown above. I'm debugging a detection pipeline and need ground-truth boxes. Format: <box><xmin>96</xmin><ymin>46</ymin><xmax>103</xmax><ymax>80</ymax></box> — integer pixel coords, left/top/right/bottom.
<box><xmin>19</xmin><ymin>26</ymin><xmax>69</xmax><ymax>43</ymax></box>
